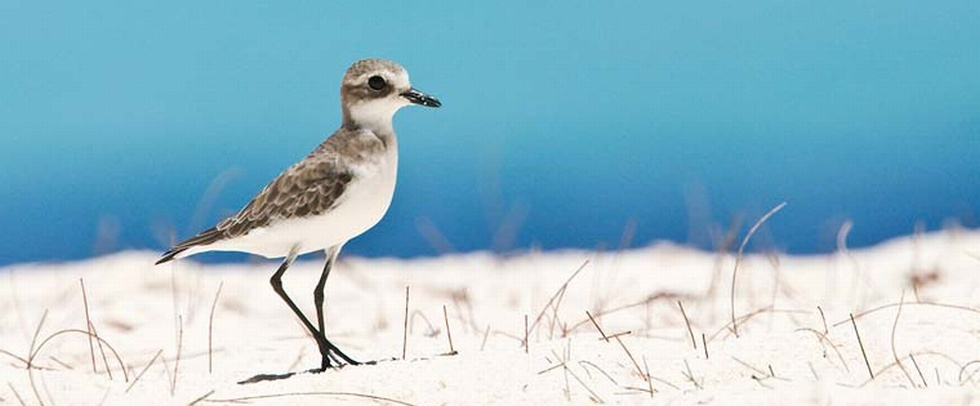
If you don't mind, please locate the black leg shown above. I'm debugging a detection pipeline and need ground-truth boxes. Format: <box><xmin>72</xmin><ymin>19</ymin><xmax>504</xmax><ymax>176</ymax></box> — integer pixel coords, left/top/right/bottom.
<box><xmin>269</xmin><ymin>248</ymin><xmax>337</xmax><ymax>369</ymax></box>
<box><xmin>313</xmin><ymin>247</ymin><xmax>336</xmax><ymax>338</ymax></box>
<box><xmin>314</xmin><ymin>246</ymin><xmax>360</xmax><ymax>366</ymax></box>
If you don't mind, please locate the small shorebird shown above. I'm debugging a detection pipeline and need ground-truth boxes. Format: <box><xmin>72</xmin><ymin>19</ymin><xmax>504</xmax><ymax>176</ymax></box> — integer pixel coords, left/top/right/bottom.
<box><xmin>156</xmin><ymin>59</ymin><xmax>440</xmax><ymax>371</ymax></box>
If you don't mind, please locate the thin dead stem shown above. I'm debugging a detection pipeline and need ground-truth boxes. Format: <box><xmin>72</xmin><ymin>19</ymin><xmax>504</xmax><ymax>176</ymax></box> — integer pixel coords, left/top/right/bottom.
<box><xmin>8</xmin><ymin>382</ymin><xmax>26</xmax><ymax>406</ymax></box>
<box><xmin>711</xmin><ymin>307</ymin><xmax>810</xmax><ymax>341</ymax></box>
<box><xmin>614</xmin><ymin>336</ymin><xmax>647</xmax><ymax>382</ymax></box>
<box><xmin>0</xmin><ymin>349</ymin><xmax>30</xmax><ymax>368</ymax></box>
<box><xmin>529</xmin><ymin>260</ymin><xmax>590</xmax><ymax>337</ymax></box>
<box><xmin>834</xmin><ymin>301</ymin><xmax>980</xmax><ymax>327</ymax></box>
<box><xmin>850</xmin><ymin>313</ymin><xmax>874</xmax><ymax>380</ymax></box>
<box><xmin>171</xmin><ymin>315</ymin><xmax>183</xmax><ymax>395</ymax></box>
<box><xmin>643</xmin><ymin>356</ymin><xmax>654</xmax><ymax>398</ymax></box>
<box><xmin>677</xmin><ymin>301</ymin><xmax>697</xmax><ymax>350</ymax></box>
<box><xmin>959</xmin><ymin>360</ymin><xmax>980</xmax><ymax>385</ymax></box>
<box><xmin>80</xmin><ymin>279</ymin><xmax>97</xmax><ymax>374</ymax></box>
<box><xmin>202</xmin><ymin>391</ymin><xmax>418</xmax><ymax>406</ymax></box>
<box><xmin>442</xmin><ymin>305</ymin><xmax>456</xmax><ymax>355</ymax></box>
<box><xmin>578</xmin><ymin>360</ymin><xmax>618</xmax><ymax>386</ymax></box>
<box><xmin>565</xmin><ymin>366</ymin><xmax>604</xmax><ymax>403</ymax></box>
<box><xmin>524</xmin><ymin>314</ymin><xmax>529</xmax><ymax>354</ymax></box>
<box><xmin>30</xmin><ymin>329</ymin><xmax>129</xmax><ymax>381</ymax></box>
<box><xmin>586</xmin><ymin>311</ymin><xmax>609</xmax><ymax>342</ymax></box>
<box><xmin>208</xmin><ymin>281</ymin><xmax>224</xmax><ymax>374</ymax></box>
<box><xmin>480</xmin><ymin>324</ymin><xmax>491</xmax><ymax>351</ymax></box>
<box><xmin>402</xmin><ymin>286</ymin><xmax>409</xmax><ymax>360</ymax></box>
<box><xmin>794</xmin><ymin>328</ymin><xmax>851</xmax><ymax>373</ymax></box>
<box><xmin>27</xmin><ymin>310</ymin><xmax>49</xmax><ymax>406</ymax></box>
<box><xmin>889</xmin><ymin>291</ymin><xmax>916</xmax><ymax>387</ymax></box>
<box><xmin>566</xmin><ymin>291</ymin><xmax>687</xmax><ymax>333</ymax></box>
<box><xmin>730</xmin><ymin>201</ymin><xmax>787</xmax><ymax>337</ymax></box>
<box><xmin>125</xmin><ymin>350</ymin><xmax>163</xmax><ymax>394</ymax></box>
<box><xmin>909</xmin><ymin>352</ymin><xmax>927</xmax><ymax>388</ymax></box>
<box><xmin>188</xmin><ymin>390</ymin><xmax>215</xmax><ymax>406</ymax></box>
<box><xmin>817</xmin><ymin>306</ymin><xmax>829</xmax><ymax>335</ymax></box>
<box><xmin>683</xmin><ymin>359</ymin><xmax>703</xmax><ymax>389</ymax></box>
<box><xmin>88</xmin><ymin>321</ymin><xmax>114</xmax><ymax>380</ymax></box>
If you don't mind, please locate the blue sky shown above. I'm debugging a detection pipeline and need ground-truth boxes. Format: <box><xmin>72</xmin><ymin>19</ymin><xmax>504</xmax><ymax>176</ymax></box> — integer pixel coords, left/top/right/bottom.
<box><xmin>1</xmin><ymin>1</ymin><xmax>979</xmax><ymax>264</ymax></box>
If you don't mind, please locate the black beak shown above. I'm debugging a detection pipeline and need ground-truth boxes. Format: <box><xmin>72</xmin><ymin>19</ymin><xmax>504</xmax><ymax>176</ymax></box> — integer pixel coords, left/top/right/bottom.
<box><xmin>401</xmin><ymin>88</ymin><xmax>442</xmax><ymax>108</ymax></box>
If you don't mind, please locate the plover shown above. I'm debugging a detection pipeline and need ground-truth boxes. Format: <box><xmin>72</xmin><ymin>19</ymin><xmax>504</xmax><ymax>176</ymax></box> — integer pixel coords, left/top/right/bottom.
<box><xmin>156</xmin><ymin>59</ymin><xmax>440</xmax><ymax>371</ymax></box>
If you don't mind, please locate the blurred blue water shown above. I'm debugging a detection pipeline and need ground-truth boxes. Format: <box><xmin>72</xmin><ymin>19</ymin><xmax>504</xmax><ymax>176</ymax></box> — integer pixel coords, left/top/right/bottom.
<box><xmin>1</xmin><ymin>1</ymin><xmax>978</xmax><ymax>265</ymax></box>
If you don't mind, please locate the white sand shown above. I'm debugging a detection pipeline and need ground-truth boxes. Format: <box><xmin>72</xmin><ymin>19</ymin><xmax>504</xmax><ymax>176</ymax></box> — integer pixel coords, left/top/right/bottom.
<box><xmin>2</xmin><ymin>230</ymin><xmax>980</xmax><ymax>405</ymax></box>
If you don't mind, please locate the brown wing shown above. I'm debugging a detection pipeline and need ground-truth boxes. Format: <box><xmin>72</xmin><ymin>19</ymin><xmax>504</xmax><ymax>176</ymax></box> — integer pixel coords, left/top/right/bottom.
<box><xmin>157</xmin><ymin>158</ymin><xmax>354</xmax><ymax>264</ymax></box>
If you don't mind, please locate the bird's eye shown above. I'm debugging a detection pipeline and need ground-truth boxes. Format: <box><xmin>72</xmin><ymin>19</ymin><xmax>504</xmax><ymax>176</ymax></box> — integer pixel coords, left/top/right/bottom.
<box><xmin>368</xmin><ymin>75</ymin><xmax>386</xmax><ymax>91</ymax></box>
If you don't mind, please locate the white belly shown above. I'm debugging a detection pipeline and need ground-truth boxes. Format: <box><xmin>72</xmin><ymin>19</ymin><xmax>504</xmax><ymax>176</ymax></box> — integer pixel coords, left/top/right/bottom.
<box><xmin>185</xmin><ymin>149</ymin><xmax>398</xmax><ymax>259</ymax></box>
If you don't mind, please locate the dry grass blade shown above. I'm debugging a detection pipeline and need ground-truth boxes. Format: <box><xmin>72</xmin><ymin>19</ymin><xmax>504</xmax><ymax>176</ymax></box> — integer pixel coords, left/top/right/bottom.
<box><xmin>614</xmin><ymin>336</ymin><xmax>647</xmax><ymax>382</ymax></box>
<box><xmin>30</xmin><ymin>329</ymin><xmax>129</xmax><ymax>382</ymax></box>
<box><xmin>958</xmin><ymin>360</ymin><xmax>980</xmax><ymax>385</ymax></box>
<box><xmin>909</xmin><ymin>352</ymin><xmax>927</xmax><ymax>388</ymax></box>
<box><xmin>8</xmin><ymin>382</ymin><xmax>26</xmax><ymax>406</ymax></box>
<box><xmin>850</xmin><ymin>313</ymin><xmax>874</xmax><ymax>380</ymax></box>
<box><xmin>0</xmin><ymin>349</ymin><xmax>30</xmax><ymax>368</ymax></box>
<box><xmin>731</xmin><ymin>355</ymin><xmax>767</xmax><ymax>376</ymax></box>
<box><xmin>565</xmin><ymin>292</ymin><xmax>687</xmax><ymax>333</ymax></box>
<box><xmin>524</xmin><ymin>314</ymin><xmax>529</xmax><ymax>354</ymax></box>
<box><xmin>402</xmin><ymin>286</ymin><xmax>410</xmax><ymax>360</ymax></box>
<box><xmin>683</xmin><ymin>359</ymin><xmax>703</xmax><ymax>389</ymax></box>
<box><xmin>643</xmin><ymin>356</ymin><xmax>654</xmax><ymax>398</ymax></box>
<box><xmin>854</xmin><ymin>352</ymin><xmax>962</xmax><ymax>389</ymax></box>
<box><xmin>538</xmin><ymin>362</ymin><xmax>565</xmax><ymax>375</ymax></box>
<box><xmin>586</xmin><ymin>311</ymin><xmax>609</xmax><ymax>342</ymax></box>
<box><xmin>480</xmin><ymin>324</ymin><xmax>491</xmax><ymax>351</ymax></box>
<box><xmin>442</xmin><ymin>305</ymin><xmax>456</xmax><ymax>355</ymax></box>
<box><xmin>834</xmin><ymin>301</ymin><xmax>980</xmax><ymax>327</ymax></box>
<box><xmin>817</xmin><ymin>306</ymin><xmax>829</xmax><ymax>335</ymax></box>
<box><xmin>711</xmin><ymin>307</ymin><xmax>811</xmax><ymax>341</ymax></box>
<box><xmin>564</xmin><ymin>365</ymin><xmax>605</xmax><ymax>404</ymax></box>
<box><xmin>606</xmin><ymin>331</ymin><xmax>631</xmax><ymax>340</ymax></box>
<box><xmin>202</xmin><ymin>391</ymin><xmax>419</xmax><ymax>406</ymax></box>
<box><xmin>528</xmin><ymin>260</ymin><xmax>590</xmax><ymax>336</ymax></box>
<box><xmin>677</xmin><ymin>301</ymin><xmax>696</xmax><ymax>350</ymax></box>
<box><xmin>80</xmin><ymin>279</ymin><xmax>97</xmax><ymax>374</ymax></box>
<box><xmin>46</xmin><ymin>356</ymin><xmax>73</xmax><ymax>370</ymax></box>
<box><xmin>171</xmin><ymin>315</ymin><xmax>184</xmax><ymax>395</ymax></box>
<box><xmin>208</xmin><ymin>282</ymin><xmax>224</xmax><ymax>374</ymax></box>
<box><xmin>889</xmin><ymin>291</ymin><xmax>916</xmax><ymax>387</ymax></box>
<box><xmin>578</xmin><ymin>360</ymin><xmax>618</xmax><ymax>386</ymax></box>
<box><xmin>409</xmin><ymin>310</ymin><xmax>438</xmax><ymax>337</ymax></box>
<box><xmin>794</xmin><ymin>328</ymin><xmax>851</xmax><ymax>373</ymax></box>
<box><xmin>88</xmin><ymin>321</ymin><xmax>114</xmax><ymax>380</ymax></box>
<box><xmin>730</xmin><ymin>201</ymin><xmax>787</xmax><ymax>337</ymax></box>
<box><xmin>125</xmin><ymin>350</ymin><xmax>163</xmax><ymax>394</ymax></box>
<box><xmin>188</xmin><ymin>389</ymin><xmax>216</xmax><ymax>406</ymax></box>
<box><xmin>701</xmin><ymin>333</ymin><xmax>708</xmax><ymax>359</ymax></box>
<box><xmin>27</xmin><ymin>309</ymin><xmax>49</xmax><ymax>406</ymax></box>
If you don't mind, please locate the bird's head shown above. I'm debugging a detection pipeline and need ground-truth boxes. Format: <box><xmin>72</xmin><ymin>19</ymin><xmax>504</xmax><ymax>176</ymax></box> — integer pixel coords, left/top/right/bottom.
<box><xmin>340</xmin><ymin>59</ymin><xmax>441</xmax><ymax>131</ymax></box>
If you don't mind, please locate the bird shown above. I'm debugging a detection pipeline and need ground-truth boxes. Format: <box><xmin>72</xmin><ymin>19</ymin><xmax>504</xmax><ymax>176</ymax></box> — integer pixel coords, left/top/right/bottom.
<box><xmin>156</xmin><ymin>59</ymin><xmax>441</xmax><ymax>371</ymax></box>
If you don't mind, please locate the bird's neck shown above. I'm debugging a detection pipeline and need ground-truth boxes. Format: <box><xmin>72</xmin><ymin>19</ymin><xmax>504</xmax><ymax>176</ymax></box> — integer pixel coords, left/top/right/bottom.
<box><xmin>342</xmin><ymin>102</ymin><xmax>399</xmax><ymax>135</ymax></box>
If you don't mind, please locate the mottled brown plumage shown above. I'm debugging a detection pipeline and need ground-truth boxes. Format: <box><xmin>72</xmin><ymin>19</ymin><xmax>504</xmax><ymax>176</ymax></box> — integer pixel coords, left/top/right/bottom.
<box><xmin>156</xmin><ymin>126</ymin><xmax>389</xmax><ymax>264</ymax></box>
<box><xmin>155</xmin><ymin>58</ymin><xmax>440</xmax><ymax>372</ymax></box>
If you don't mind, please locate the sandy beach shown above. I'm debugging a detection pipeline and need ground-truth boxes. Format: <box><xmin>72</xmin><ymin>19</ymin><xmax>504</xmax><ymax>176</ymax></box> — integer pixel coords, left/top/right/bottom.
<box><xmin>2</xmin><ymin>229</ymin><xmax>980</xmax><ymax>405</ymax></box>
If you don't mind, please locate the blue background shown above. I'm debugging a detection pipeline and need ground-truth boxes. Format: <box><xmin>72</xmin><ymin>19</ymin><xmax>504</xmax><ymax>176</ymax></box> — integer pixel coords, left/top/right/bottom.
<box><xmin>2</xmin><ymin>1</ymin><xmax>979</xmax><ymax>265</ymax></box>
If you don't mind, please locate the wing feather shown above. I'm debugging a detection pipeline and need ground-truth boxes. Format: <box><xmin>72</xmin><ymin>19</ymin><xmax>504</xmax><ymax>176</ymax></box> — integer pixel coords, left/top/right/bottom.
<box><xmin>156</xmin><ymin>158</ymin><xmax>354</xmax><ymax>264</ymax></box>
